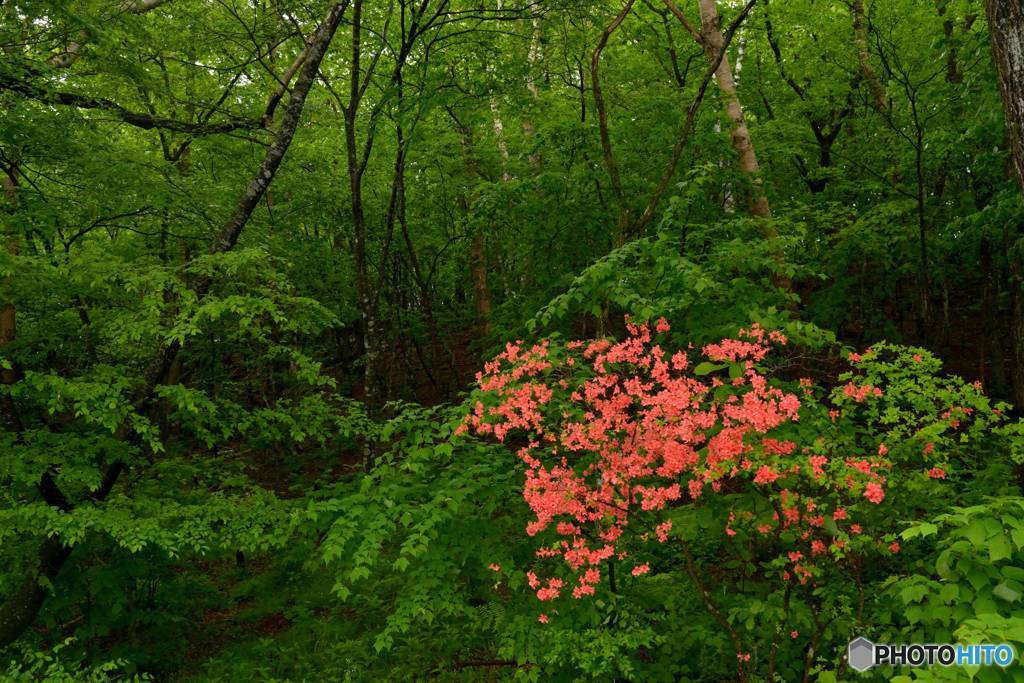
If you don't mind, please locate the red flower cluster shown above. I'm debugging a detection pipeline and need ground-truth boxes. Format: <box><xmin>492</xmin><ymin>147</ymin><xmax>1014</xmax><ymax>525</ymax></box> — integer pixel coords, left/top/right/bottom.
<box><xmin>459</xmin><ymin>319</ymin><xmax>893</xmax><ymax>605</ymax></box>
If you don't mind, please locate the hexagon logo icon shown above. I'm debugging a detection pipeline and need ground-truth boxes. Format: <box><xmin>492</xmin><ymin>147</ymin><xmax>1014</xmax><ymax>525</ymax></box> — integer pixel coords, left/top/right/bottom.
<box><xmin>848</xmin><ymin>637</ymin><xmax>876</xmax><ymax>672</ymax></box>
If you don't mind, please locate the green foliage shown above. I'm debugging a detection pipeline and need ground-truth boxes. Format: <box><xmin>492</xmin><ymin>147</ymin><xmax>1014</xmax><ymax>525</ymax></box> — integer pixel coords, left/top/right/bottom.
<box><xmin>5</xmin><ymin>638</ymin><xmax>150</xmax><ymax>682</ymax></box>
<box><xmin>1</xmin><ymin>0</ymin><xmax>1023</xmax><ymax>679</ymax></box>
<box><xmin>883</xmin><ymin>498</ymin><xmax>1024</xmax><ymax>683</ymax></box>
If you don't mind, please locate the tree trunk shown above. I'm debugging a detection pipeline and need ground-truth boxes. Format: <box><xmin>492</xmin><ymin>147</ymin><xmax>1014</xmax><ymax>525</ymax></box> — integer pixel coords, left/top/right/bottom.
<box><xmin>592</xmin><ymin>0</ymin><xmax>637</xmax><ymax>245</ymax></box>
<box><xmin>987</xmin><ymin>0</ymin><xmax>1024</xmax><ymax>195</ymax></box>
<box><xmin>0</xmin><ymin>537</ymin><xmax>70</xmax><ymax>648</ymax></box>
<box><xmin>343</xmin><ymin>0</ymin><xmax>382</xmax><ymax>413</ymax></box>
<box><xmin>469</xmin><ymin>230</ymin><xmax>492</xmax><ymax>334</ymax></box>
<box><xmin>851</xmin><ymin>0</ymin><xmax>887</xmax><ymax>112</ymax></box>
<box><xmin>451</xmin><ymin>118</ymin><xmax>494</xmax><ymax>334</ymax></box>
<box><xmin>1</xmin><ymin>168</ymin><xmax>16</xmax><ymax>390</ymax></box>
<box><xmin>523</xmin><ymin>5</ymin><xmax>543</xmax><ymax>170</ymax></box>
<box><xmin>938</xmin><ymin>3</ymin><xmax>963</xmax><ymax>84</ymax></box>
<box><xmin>985</xmin><ymin>0</ymin><xmax>1024</xmax><ymax>408</ymax></box>
<box><xmin>697</xmin><ymin>0</ymin><xmax>771</xmax><ymax>220</ymax></box>
<box><xmin>486</xmin><ymin>90</ymin><xmax>514</xmax><ymax>324</ymax></box>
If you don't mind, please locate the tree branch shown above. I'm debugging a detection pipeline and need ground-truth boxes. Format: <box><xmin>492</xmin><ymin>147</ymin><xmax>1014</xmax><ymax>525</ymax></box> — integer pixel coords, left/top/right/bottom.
<box><xmin>681</xmin><ymin>538</ymin><xmax>749</xmax><ymax>683</ymax></box>
<box><xmin>0</xmin><ymin>76</ymin><xmax>264</xmax><ymax>135</ymax></box>
<box><xmin>591</xmin><ymin>0</ymin><xmax>637</xmax><ymax>237</ymax></box>
<box><xmin>661</xmin><ymin>0</ymin><xmax>703</xmax><ymax>44</ymax></box>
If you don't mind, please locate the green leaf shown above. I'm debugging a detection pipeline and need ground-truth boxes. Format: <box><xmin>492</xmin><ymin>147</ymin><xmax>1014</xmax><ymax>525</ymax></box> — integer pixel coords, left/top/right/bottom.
<box><xmin>693</xmin><ymin>362</ymin><xmax>725</xmax><ymax>376</ymax></box>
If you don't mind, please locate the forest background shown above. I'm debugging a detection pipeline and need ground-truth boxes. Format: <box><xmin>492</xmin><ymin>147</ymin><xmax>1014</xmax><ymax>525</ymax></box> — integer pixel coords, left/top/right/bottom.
<box><xmin>5</xmin><ymin>0</ymin><xmax>1024</xmax><ymax>680</ymax></box>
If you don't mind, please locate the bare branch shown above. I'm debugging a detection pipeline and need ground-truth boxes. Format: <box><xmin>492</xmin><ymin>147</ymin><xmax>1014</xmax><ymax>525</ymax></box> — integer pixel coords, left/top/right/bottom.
<box><xmin>661</xmin><ymin>0</ymin><xmax>703</xmax><ymax>44</ymax></box>
<box><xmin>591</xmin><ymin>0</ymin><xmax>637</xmax><ymax>235</ymax></box>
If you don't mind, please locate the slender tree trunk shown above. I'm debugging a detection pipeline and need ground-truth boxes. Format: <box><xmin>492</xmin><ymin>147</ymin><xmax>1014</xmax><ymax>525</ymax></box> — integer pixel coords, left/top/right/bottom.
<box><xmin>697</xmin><ymin>0</ymin><xmax>770</xmax><ymax>220</ymax></box>
<box><xmin>985</xmin><ymin>0</ymin><xmax>1024</xmax><ymax>408</ymax></box>
<box><xmin>1</xmin><ymin>168</ymin><xmax>16</xmax><ymax>390</ymax></box>
<box><xmin>693</xmin><ymin>0</ymin><xmax>792</xmax><ymax>292</ymax></box>
<box><xmin>489</xmin><ymin>93</ymin><xmax>511</xmax><ymax>182</ymax></box>
<box><xmin>937</xmin><ymin>3</ymin><xmax>963</xmax><ymax>84</ymax></box>
<box><xmin>343</xmin><ymin>0</ymin><xmax>382</xmax><ymax>413</ymax></box>
<box><xmin>980</xmin><ymin>237</ymin><xmax>994</xmax><ymax>384</ymax></box>
<box><xmin>398</xmin><ymin>189</ymin><xmax>450</xmax><ymax>389</ymax></box>
<box><xmin>592</xmin><ymin>0</ymin><xmax>636</xmax><ymax>245</ymax></box>
<box><xmin>851</xmin><ymin>0</ymin><xmax>887</xmax><ymax>112</ymax></box>
<box><xmin>469</xmin><ymin>230</ymin><xmax>492</xmax><ymax>333</ymax></box>
<box><xmin>390</xmin><ymin>76</ymin><xmax>451</xmax><ymax>392</ymax></box>
<box><xmin>485</xmin><ymin>88</ymin><xmax>514</xmax><ymax>327</ymax></box>
<box><xmin>523</xmin><ymin>5</ymin><xmax>543</xmax><ymax>169</ymax></box>
<box><xmin>451</xmin><ymin>119</ymin><xmax>494</xmax><ymax>334</ymax></box>
<box><xmin>809</xmin><ymin>121</ymin><xmax>841</xmax><ymax>193</ymax></box>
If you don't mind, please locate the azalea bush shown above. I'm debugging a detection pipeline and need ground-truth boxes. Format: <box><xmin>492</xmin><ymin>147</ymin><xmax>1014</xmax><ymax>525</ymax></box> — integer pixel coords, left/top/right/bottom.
<box><xmin>446</xmin><ymin>317</ymin><xmax>1018</xmax><ymax>680</ymax></box>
